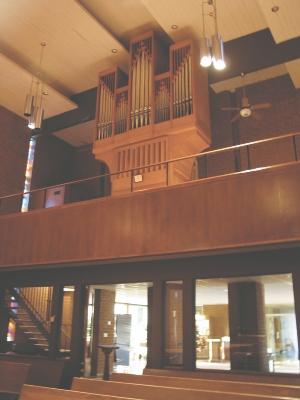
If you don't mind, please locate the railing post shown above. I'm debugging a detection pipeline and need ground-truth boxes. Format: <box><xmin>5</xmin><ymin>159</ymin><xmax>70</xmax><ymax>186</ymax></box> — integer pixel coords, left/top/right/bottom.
<box><xmin>293</xmin><ymin>135</ymin><xmax>298</xmax><ymax>161</ymax></box>
<box><xmin>166</xmin><ymin>161</ymin><xmax>169</xmax><ymax>186</ymax></box>
<box><xmin>49</xmin><ymin>285</ymin><xmax>64</xmax><ymax>359</ymax></box>
<box><xmin>130</xmin><ymin>169</ymin><xmax>134</xmax><ymax>192</ymax></box>
<box><xmin>246</xmin><ymin>145</ymin><xmax>252</xmax><ymax>170</ymax></box>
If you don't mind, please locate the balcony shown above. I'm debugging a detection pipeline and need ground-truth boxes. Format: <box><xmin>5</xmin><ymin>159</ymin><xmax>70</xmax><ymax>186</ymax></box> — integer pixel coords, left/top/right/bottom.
<box><xmin>0</xmin><ymin>132</ymin><xmax>299</xmax><ymax>269</ymax></box>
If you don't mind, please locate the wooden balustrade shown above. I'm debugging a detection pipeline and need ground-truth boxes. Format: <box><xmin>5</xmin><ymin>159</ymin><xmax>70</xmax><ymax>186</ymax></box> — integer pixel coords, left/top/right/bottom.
<box><xmin>0</xmin><ymin>161</ymin><xmax>300</xmax><ymax>268</ymax></box>
<box><xmin>19</xmin><ymin>287</ymin><xmax>53</xmax><ymax>332</ymax></box>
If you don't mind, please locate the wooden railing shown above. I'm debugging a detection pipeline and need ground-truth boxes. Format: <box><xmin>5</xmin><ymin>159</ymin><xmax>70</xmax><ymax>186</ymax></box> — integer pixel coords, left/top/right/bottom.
<box><xmin>0</xmin><ymin>131</ymin><xmax>299</xmax><ymax>216</ymax></box>
<box><xmin>19</xmin><ymin>287</ymin><xmax>53</xmax><ymax>333</ymax></box>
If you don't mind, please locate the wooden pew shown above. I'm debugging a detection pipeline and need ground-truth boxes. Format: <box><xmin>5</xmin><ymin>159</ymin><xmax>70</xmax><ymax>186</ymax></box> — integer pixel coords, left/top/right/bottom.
<box><xmin>19</xmin><ymin>384</ymin><xmax>141</xmax><ymax>400</ymax></box>
<box><xmin>0</xmin><ymin>360</ymin><xmax>30</xmax><ymax>399</ymax></box>
<box><xmin>71</xmin><ymin>377</ymin><xmax>295</xmax><ymax>400</ymax></box>
<box><xmin>144</xmin><ymin>367</ymin><xmax>300</xmax><ymax>386</ymax></box>
<box><xmin>111</xmin><ymin>372</ymin><xmax>300</xmax><ymax>398</ymax></box>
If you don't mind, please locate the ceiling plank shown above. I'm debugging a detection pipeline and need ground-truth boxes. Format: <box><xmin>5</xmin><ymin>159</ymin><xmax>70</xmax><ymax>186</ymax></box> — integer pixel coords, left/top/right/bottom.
<box><xmin>210</xmin><ymin>64</ymin><xmax>288</xmax><ymax>93</ymax></box>
<box><xmin>0</xmin><ymin>52</ymin><xmax>77</xmax><ymax>119</ymax></box>
<box><xmin>257</xmin><ymin>0</ymin><xmax>300</xmax><ymax>44</ymax></box>
<box><xmin>142</xmin><ymin>0</ymin><xmax>267</xmax><ymax>42</ymax></box>
<box><xmin>285</xmin><ymin>59</ymin><xmax>300</xmax><ymax>89</ymax></box>
<box><xmin>0</xmin><ymin>0</ymin><xmax>129</xmax><ymax>94</ymax></box>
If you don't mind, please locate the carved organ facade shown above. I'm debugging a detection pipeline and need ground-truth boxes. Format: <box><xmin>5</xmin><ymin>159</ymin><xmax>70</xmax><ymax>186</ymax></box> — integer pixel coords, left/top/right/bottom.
<box><xmin>93</xmin><ymin>31</ymin><xmax>211</xmax><ymax>195</ymax></box>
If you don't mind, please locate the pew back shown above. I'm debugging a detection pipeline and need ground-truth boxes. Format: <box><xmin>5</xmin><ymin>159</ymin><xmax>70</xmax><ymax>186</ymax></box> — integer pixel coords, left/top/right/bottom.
<box><xmin>72</xmin><ymin>377</ymin><xmax>291</xmax><ymax>400</ymax></box>
<box><xmin>0</xmin><ymin>361</ymin><xmax>30</xmax><ymax>395</ymax></box>
<box><xmin>20</xmin><ymin>384</ymin><xmax>141</xmax><ymax>400</ymax></box>
<box><xmin>110</xmin><ymin>372</ymin><xmax>300</xmax><ymax>398</ymax></box>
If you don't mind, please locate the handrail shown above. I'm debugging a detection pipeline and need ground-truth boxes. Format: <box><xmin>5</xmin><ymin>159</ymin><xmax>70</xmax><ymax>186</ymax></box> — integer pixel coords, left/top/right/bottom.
<box><xmin>0</xmin><ymin>131</ymin><xmax>299</xmax><ymax>202</ymax></box>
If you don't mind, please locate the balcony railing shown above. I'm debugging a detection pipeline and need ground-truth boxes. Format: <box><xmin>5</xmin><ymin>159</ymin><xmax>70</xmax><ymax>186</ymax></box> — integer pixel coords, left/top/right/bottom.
<box><xmin>0</xmin><ymin>131</ymin><xmax>299</xmax><ymax>216</ymax></box>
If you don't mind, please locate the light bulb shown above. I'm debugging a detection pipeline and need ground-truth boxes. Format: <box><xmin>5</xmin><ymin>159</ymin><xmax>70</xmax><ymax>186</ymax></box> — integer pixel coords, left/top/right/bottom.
<box><xmin>213</xmin><ymin>58</ymin><xmax>226</xmax><ymax>70</ymax></box>
<box><xmin>200</xmin><ymin>55</ymin><xmax>212</xmax><ymax>67</ymax></box>
<box><xmin>28</xmin><ymin>121</ymin><xmax>35</xmax><ymax>130</ymax></box>
<box><xmin>199</xmin><ymin>37</ymin><xmax>212</xmax><ymax>68</ymax></box>
<box><xmin>212</xmin><ymin>33</ymin><xmax>226</xmax><ymax>70</ymax></box>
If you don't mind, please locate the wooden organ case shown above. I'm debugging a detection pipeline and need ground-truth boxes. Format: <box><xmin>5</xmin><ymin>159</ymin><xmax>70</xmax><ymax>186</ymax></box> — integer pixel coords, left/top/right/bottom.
<box><xmin>93</xmin><ymin>32</ymin><xmax>211</xmax><ymax>195</ymax></box>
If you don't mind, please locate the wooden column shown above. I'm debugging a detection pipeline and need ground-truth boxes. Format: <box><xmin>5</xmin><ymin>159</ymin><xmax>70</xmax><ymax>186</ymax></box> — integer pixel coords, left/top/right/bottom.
<box><xmin>49</xmin><ymin>284</ymin><xmax>64</xmax><ymax>359</ymax></box>
<box><xmin>0</xmin><ymin>289</ymin><xmax>9</xmax><ymax>352</ymax></box>
<box><xmin>147</xmin><ymin>280</ymin><xmax>164</xmax><ymax>369</ymax></box>
<box><xmin>183</xmin><ymin>278</ymin><xmax>196</xmax><ymax>370</ymax></box>
<box><xmin>90</xmin><ymin>289</ymin><xmax>101</xmax><ymax>376</ymax></box>
<box><xmin>292</xmin><ymin>272</ymin><xmax>300</xmax><ymax>363</ymax></box>
<box><xmin>70</xmin><ymin>284</ymin><xmax>87</xmax><ymax>377</ymax></box>
<box><xmin>228</xmin><ymin>281</ymin><xmax>268</xmax><ymax>372</ymax></box>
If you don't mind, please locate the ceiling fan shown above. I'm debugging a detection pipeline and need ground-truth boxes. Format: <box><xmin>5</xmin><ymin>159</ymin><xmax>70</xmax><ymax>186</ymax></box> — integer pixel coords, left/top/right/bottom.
<box><xmin>221</xmin><ymin>73</ymin><xmax>272</xmax><ymax>123</ymax></box>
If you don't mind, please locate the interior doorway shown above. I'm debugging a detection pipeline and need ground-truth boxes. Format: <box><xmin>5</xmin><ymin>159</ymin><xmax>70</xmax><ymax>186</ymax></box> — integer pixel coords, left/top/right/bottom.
<box><xmin>84</xmin><ymin>282</ymin><xmax>152</xmax><ymax>377</ymax></box>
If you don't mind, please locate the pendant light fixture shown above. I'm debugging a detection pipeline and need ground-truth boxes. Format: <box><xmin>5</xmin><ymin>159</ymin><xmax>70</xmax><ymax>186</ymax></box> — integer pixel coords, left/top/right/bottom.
<box><xmin>200</xmin><ymin>0</ymin><xmax>226</xmax><ymax>70</ymax></box>
<box><xmin>24</xmin><ymin>41</ymin><xmax>47</xmax><ymax>130</ymax></box>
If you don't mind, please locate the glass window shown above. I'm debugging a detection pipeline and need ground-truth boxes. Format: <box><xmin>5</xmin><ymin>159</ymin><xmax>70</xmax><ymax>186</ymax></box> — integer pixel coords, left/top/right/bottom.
<box><xmin>164</xmin><ymin>281</ymin><xmax>183</xmax><ymax>367</ymax></box>
<box><xmin>60</xmin><ymin>286</ymin><xmax>74</xmax><ymax>353</ymax></box>
<box><xmin>195</xmin><ymin>274</ymin><xmax>299</xmax><ymax>373</ymax></box>
<box><xmin>84</xmin><ymin>282</ymin><xmax>152</xmax><ymax>377</ymax></box>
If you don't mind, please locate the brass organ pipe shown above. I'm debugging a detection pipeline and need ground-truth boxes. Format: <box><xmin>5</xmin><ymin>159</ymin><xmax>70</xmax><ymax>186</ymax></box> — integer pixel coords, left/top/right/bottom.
<box><xmin>188</xmin><ymin>53</ymin><xmax>192</xmax><ymax>113</ymax></box>
<box><xmin>145</xmin><ymin>54</ymin><xmax>149</xmax><ymax>124</ymax></box>
<box><xmin>99</xmin><ymin>81</ymin><xmax>104</xmax><ymax>139</ymax></box>
<box><xmin>98</xmin><ymin>84</ymin><xmax>103</xmax><ymax>139</ymax></box>
<box><xmin>135</xmin><ymin>51</ymin><xmax>140</xmax><ymax>128</ymax></box>
<box><xmin>102</xmin><ymin>84</ymin><xmax>107</xmax><ymax>138</ymax></box>
<box><xmin>179</xmin><ymin>48</ymin><xmax>182</xmax><ymax>117</ymax></box>
<box><xmin>110</xmin><ymin>85</ymin><xmax>114</xmax><ymax>136</ymax></box>
<box><xmin>148</xmin><ymin>56</ymin><xmax>152</xmax><ymax>124</ymax></box>
<box><xmin>184</xmin><ymin>50</ymin><xmax>189</xmax><ymax>114</ymax></box>
<box><xmin>131</xmin><ymin>58</ymin><xmax>136</xmax><ymax>129</ymax></box>
<box><xmin>140</xmin><ymin>49</ymin><xmax>145</xmax><ymax>127</ymax></box>
<box><xmin>144</xmin><ymin>52</ymin><xmax>149</xmax><ymax>125</ymax></box>
<box><xmin>175</xmin><ymin>50</ymin><xmax>179</xmax><ymax>118</ymax></box>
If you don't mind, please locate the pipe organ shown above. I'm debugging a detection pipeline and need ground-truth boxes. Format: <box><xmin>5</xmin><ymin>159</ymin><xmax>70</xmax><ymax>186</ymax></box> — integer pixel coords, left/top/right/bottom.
<box><xmin>93</xmin><ymin>32</ymin><xmax>211</xmax><ymax>195</ymax></box>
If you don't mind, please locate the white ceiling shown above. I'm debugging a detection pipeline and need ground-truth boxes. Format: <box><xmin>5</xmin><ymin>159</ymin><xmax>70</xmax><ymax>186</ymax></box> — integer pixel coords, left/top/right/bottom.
<box><xmin>0</xmin><ymin>0</ymin><xmax>299</xmax><ymax>145</ymax></box>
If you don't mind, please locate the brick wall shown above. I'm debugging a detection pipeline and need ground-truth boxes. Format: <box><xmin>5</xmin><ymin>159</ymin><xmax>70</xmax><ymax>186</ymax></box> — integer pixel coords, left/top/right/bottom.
<box><xmin>0</xmin><ymin>106</ymin><xmax>31</xmax><ymax>196</ymax></box>
<box><xmin>205</xmin><ymin>74</ymin><xmax>300</xmax><ymax>177</ymax></box>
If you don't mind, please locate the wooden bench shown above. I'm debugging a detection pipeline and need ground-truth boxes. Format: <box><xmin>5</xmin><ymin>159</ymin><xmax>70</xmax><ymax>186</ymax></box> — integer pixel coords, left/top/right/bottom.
<box><xmin>111</xmin><ymin>372</ymin><xmax>300</xmax><ymax>398</ymax></box>
<box><xmin>144</xmin><ymin>367</ymin><xmax>300</xmax><ymax>385</ymax></box>
<box><xmin>20</xmin><ymin>384</ymin><xmax>141</xmax><ymax>400</ymax></box>
<box><xmin>72</xmin><ymin>377</ymin><xmax>295</xmax><ymax>400</ymax></box>
<box><xmin>0</xmin><ymin>360</ymin><xmax>30</xmax><ymax>399</ymax></box>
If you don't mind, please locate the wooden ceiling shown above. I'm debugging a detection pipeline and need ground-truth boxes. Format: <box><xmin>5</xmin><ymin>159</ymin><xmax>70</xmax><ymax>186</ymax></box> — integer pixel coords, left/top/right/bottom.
<box><xmin>0</xmin><ymin>0</ymin><xmax>299</xmax><ymax>143</ymax></box>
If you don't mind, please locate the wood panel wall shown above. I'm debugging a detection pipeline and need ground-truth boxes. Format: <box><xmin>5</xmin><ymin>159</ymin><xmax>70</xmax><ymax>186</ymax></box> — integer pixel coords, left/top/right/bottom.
<box><xmin>0</xmin><ymin>162</ymin><xmax>300</xmax><ymax>268</ymax></box>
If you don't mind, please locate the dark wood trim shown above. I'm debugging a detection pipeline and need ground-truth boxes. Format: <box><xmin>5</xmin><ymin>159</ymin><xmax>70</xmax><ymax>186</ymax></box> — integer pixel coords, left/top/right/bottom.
<box><xmin>148</xmin><ymin>280</ymin><xmax>164</xmax><ymax>369</ymax></box>
<box><xmin>70</xmin><ymin>284</ymin><xmax>87</xmax><ymax>376</ymax></box>
<box><xmin>183</xmin><ymin>278</ymin><xmax>196</xmax><ymax>370</ymax></box>
<box><xmin>292</xmin><ymin>271</ymin><xmax>300</xmax><ymax>362</ymax></box>
<box><xmin>49</xmin><ymin>284</ymin><xmax>64</xmax><ymax>359</ymax></box>
<box><xmin>146</xmin><ymin>286</ymin><xmax>153</xmax><ymax>368</ymax></box>
<box><xmin>90</xmin><ymin>289</ymin><xmax>101</xmax><ymax>376</ymax></box>
<box><xmin>0</xmin><ymin>289</ymin><xmax>9</xmax><ymax>352</ymax></box>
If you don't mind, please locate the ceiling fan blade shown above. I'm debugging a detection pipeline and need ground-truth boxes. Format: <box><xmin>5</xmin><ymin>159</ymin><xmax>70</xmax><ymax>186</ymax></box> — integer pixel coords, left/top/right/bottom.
<box><xmin>252</xmin><ymin>102</ymin><xmax>272</xmax><ymax>110</ymax></box>
<box><xmin>221</xmin><ymin>107</ymin><xmax>240</xmax><ymax>111</ymax></box>
<box><xmin>231</xmin><ymin>113</ymin><xmax>240</xmax><ymax>123</ymax></box>
<box><xmin>252</xmin><ymin>111</ymin><xmax>262</xmax><ymax>121</ymax></box>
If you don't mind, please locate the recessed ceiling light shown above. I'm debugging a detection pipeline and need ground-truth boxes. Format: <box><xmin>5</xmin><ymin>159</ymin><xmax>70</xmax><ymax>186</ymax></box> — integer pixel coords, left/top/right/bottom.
<box><xmin>171</xmin><ymin>24</ymin><xmax>178</xmax><ymax>30</ymax></box>
<box><xmin>271</xmin><ymin>5</ymin><xmax>279</xmax><ymax>12</ymax></box>
<box><xmin>111</xmin><ymin>48</ymin><xmax>117</xmax><ymax>53</ymax></box>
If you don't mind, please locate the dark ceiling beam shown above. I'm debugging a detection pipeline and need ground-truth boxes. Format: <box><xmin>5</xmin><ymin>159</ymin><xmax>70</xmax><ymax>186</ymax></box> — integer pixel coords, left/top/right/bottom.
<box><xmin>209</xmin><ymin>29</ymin><xmax>300</xmax><ymax>84</ymax></box>
<box><xmin>42</xmin><ymin>87</ymin><xmax>97</xmax><ymax>134</ymax></box>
